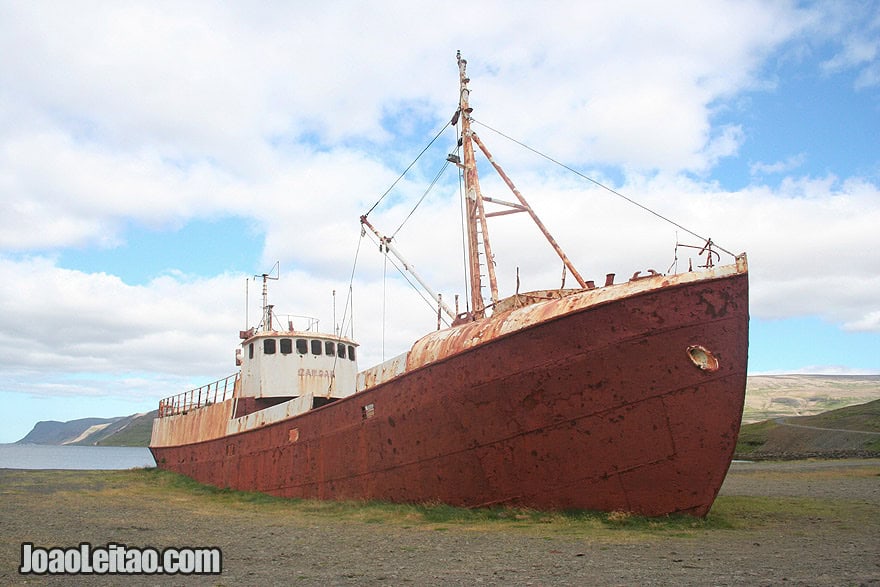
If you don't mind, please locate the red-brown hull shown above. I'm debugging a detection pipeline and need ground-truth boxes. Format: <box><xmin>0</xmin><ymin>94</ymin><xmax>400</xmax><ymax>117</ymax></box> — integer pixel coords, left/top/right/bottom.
<box><xmin>151</xmin><ymin>272</ymin><xmax>748</xmax><ymax>516</ymax></box>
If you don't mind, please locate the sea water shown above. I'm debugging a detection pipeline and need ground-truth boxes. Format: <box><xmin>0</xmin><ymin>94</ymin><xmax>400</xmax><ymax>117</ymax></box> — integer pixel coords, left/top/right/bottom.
<box><xmin>0</xmin><ymin>444</ymin><xmax>155</xmax><ymax>470</ymax></box>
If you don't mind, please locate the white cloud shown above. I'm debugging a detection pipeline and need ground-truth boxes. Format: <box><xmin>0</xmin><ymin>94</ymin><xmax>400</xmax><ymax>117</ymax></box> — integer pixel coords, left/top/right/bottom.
<box><xmin>818</xmin><ymin>4</ymin><xmax>880</xmax><ymax>86</ymax></box>
<box><xmin>0</xmin><ymin>257</ymin><xmax>243</xmax><ymax>376</ymax></box>
<box><xmin>749</xmin><ymin>154</ymin><xmax>807</xmax><ymax>176</ymax></box>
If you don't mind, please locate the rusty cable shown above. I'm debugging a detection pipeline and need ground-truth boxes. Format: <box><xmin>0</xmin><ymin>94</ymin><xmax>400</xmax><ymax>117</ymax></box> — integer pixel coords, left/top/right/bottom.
<box><xmin>364</xmin><ymin>119</ymin><xmax>452</xmax><ymax>218</ymax></box>
<box><xmin>391</xmin><ymin>159</ymin><xmax>452</xmax><ymax>238</ymax></box>
<box><xmin>338</xmin><ymin>227</ymin><xmax>364</xmax><ymax>341</ymax></box>
<box><xmin>471</xmin><ymin>118</ymin><xmax>737</xmax><ymax>259</ymax></box>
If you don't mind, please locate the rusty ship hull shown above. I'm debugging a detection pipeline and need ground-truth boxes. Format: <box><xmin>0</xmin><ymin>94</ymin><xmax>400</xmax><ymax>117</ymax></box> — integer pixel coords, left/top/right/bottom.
<box><xmin>151</xmin><ymin>264</ymin><xmax>748</xmax><ymax>517</ymax></box>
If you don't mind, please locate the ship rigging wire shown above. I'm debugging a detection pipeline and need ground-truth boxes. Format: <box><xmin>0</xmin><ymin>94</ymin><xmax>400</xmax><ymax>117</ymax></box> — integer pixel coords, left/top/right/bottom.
<box><xmin>470</xmin><ymin>118</ymin><xmax>736</xmax><ymax>259</ymax></box>
<box><xmin>338</xmin><ymin>228</ymin><xmax>364</xmax><ymax>341</ymax></box>
<box><xmin>364</xmin><ymin>119</ymin><xmax>452</xmax><ymax>218</ymax></box>
<box><xmin>391</xmin><ymin>158</ymin><xmax>452</xmax><ymax>238</ymax></box>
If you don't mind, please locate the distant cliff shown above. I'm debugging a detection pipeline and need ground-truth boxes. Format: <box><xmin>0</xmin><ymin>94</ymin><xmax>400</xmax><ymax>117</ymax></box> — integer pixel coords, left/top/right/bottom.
<box><xmin>17</xmin><ymin>411</ymin><xmax>157</xmax><ymax>447</ymax></box>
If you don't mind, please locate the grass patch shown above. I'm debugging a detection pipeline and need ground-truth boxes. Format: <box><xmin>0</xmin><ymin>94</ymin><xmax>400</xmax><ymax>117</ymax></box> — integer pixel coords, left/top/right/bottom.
<box><xmin>736</xmin><ymin>398</ymin><xmax>880</xmax><ymax>456</ymax></box>
<box><xmin>791</xmin><ymin>398</ymin><xmax>880</xmax><ymax>433</ymax></box>
<box><xmin>735</xmin><ymin>419</ymin><xmax>778</xmax><ymax>454</ymax></box>
<box><xmin>709</xmin><ymin>494</ymin><xmax>878</xmax><ymax>530</ymax></box>
<box><xmin>94</xmin><ymin>413</ymin><xmax>155</xmax><ymax>446</ymax></box>
<box><xmin>148</xmin><ymin>471</ymin><xmax>739</xmax><ymax>538</ymax></box>
<box><xmin>3</xmin><ymin>465</ymin><xmax>877</xmax><ymax>544</ymax></box>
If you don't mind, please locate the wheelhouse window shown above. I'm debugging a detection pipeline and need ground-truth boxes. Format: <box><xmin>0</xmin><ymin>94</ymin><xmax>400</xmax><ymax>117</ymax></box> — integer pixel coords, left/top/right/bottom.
<box><xmin>249</xmin><ymin>342</ymin><xmax>254</xmax><ymax>359</ymax></box>
<box><xmin>264</xmin><ymin>339</ymin><xmax>276</xmax><ymax>355</ymax></box>
<box><xmin>348</xmin><ymin>345</ymin><xmax>356</xmax><ymax>361</ymax></box>
<box><xmin>325</xmin><ymin>341</ymin><xmax>335</xmax><ymax>356</ymax></box>
<box><xmin>280</xmin><ymin>338</ymin><xmax>292</xmax><ymax>355</ymax></box>
<box><xmin>337</xmin><ymin>343</ymin><xmax>346</xmax><ymax>359</ymax></box>
<box><xmin>310</xmin><ymin>339</ymin><xmax>322</xmax><ymax>355</ymax></box>
<box><xmin>295</xmin><ymin>338</ymin><xmax>308</xmax><ymax>354</ymax></box>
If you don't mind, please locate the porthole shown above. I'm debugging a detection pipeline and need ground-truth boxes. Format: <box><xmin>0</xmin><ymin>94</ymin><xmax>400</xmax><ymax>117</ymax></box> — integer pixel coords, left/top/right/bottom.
<box><xmin>687</xmin><ymin>345</ymin><xmax>719</xmax><ymax>371</ymax></box>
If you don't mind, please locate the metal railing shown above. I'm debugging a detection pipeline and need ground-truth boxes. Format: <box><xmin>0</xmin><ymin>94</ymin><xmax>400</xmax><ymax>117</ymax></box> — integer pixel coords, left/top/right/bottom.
<box><xmin>158</xmin><ymin>373</ymin><xmax>239</xmax><ymax>418</ymax></box>
<box><xmin>275</xmin><ymin>313</ymin><xmax>320</xmax><ymax>332</ymax></box>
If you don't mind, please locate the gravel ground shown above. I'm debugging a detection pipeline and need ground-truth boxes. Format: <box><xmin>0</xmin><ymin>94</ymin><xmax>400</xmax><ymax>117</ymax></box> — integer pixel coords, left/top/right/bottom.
<box><xmin>2</xmin><ymin>459</ymin><xmax>878</xmax><ymax>586</ymax></box>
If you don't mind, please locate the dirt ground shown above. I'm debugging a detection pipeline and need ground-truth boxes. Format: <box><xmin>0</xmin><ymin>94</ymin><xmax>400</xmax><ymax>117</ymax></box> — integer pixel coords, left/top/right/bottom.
<box><xmin>1</xmin><ymin>459</ymin><xmax>878</xmax><ymax>586</ymax></box>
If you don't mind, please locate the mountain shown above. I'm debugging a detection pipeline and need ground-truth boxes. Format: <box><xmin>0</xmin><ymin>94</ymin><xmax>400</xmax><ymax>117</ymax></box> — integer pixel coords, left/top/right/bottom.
<box><xmin>18</xmin><ymin>417</ymin><xmax>123</xmax><ymax>445</ymax></box>
<box><xmin>16</xmin><ymin>411</ymin><xmax>157</xmax><ymax>447</ymax></box>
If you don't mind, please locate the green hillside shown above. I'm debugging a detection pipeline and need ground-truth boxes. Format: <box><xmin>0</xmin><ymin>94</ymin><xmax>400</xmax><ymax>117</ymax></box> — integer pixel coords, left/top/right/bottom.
<box><xmin>94</xmin><ymin>411</ymin><xmax>156</xmax><ymax>447</ymax></box>
<box><xmin>736</xmin><ymin>398</ymin><xmax>880</xmax><ymax>458</ymax></box>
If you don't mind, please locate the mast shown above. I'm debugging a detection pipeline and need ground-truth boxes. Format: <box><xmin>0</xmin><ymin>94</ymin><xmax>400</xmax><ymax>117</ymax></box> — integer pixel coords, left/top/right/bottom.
<box><xmin>358</xmin><ymin>53</ymin><xmax>587</xmax><ymax>327</ymax></box>
<box><xmin>456</xmin><ymin>52</ymin><xmax>587</xmax><ymax>308</ymax></box>
<box><xmin>458</xmin><ymin>51</ymin><xmax>499</xmax><ymax>319</ymax></box>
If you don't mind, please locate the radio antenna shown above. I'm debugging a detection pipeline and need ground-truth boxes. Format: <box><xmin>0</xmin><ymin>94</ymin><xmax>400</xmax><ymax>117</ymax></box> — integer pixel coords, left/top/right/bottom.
<box><xmin>253</xmin><ymin>262</ymin><xmax>280</xmax><ymax>331</ymax></box>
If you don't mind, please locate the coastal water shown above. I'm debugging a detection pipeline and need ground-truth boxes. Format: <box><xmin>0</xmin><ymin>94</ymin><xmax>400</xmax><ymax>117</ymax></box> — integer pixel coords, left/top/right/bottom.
<box><xmin>0</xmin><ymin>444</ymin><xmax>155</xmax><ymax>470</ymax></box>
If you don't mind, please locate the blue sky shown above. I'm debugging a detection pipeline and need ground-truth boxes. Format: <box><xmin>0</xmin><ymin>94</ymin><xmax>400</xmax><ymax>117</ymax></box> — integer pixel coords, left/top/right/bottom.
<box><xmin>55</xmin><ymin>217</ymin><xmax>264</xmax><ymax>284</ymax></box>
<box><xmin>713</xmin><ymin>57</ymin><xmax>880</xmax><ymax>188</ymax></box>
<box><xmin>0</xmin><ymin>1</ymin><xmax>878</xmax><ymax>443</ymax></box>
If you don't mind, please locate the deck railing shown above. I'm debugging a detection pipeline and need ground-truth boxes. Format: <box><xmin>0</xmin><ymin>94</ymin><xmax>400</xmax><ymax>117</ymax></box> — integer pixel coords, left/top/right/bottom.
<box><xmin>158</xmin><ymin>373</ymin><xmax>239</xmax><ymax>418</ymax></box>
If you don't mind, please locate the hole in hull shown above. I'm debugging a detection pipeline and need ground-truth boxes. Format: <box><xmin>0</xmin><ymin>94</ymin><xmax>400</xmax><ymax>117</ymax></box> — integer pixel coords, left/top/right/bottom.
<box><xmin>687</xmin><ymin>345</ymin><xmax>719</xmax><ymax>371</ymax></box>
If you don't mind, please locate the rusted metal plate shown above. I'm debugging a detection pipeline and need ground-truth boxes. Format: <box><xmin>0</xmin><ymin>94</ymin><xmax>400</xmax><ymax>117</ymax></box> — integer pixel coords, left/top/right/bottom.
<box><xmin>406</xmin><ymin>257</ymin><xmax>747</xmax><ymax>373</ymax></box>
<box><xmin>356</xmin><ymin>352</ymin><xmax>408</xmax><ymax>392</ymax></box>
<box><xmin>226</xmin><ymin>393</ymin><xmax>315</xmax><ymax>435</ymax></box>
<box><xmin>151</xmin><ymin>401</ymin><xmax>235</xmax><ymax>447</ymax></box>
<box><xmin>151</xmin><ymin>266</ymin><xmax>748</xmax><ymax>516</ymax></box>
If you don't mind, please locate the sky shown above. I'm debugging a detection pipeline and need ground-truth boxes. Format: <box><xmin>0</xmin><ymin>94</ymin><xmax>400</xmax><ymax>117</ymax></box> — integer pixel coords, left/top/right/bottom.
<box><xmin>0</xmin><ymin>0</ymin><xmax>878</xmax><ymax>443</ymax></box>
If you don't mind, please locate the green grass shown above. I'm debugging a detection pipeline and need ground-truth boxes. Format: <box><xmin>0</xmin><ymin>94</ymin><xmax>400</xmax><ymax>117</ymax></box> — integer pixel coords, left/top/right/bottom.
<box><xmin>735</xmin><ymin>419</ymin><xmax>778</xmax><ymax>454</ymax></box>
<box><xmin>3</xmin><ymin>465</ymin><xmax>878</xmax><ymax>547</ymax></box>
<box><xmin>94</xmin><ymin>412</ymin><xmax>155</xmax><ymax>446</ymax></box>
<box><xmin>790</xmin><ymin>398</ymin><xmax>880</xmax><ymax>433</ymax></box>
<box><xmin>736</xmin><ymin>398</ymin><xmax>880</xmax><ymax>456</ymax></box>
<box><xmin>99</xmin><ymin>469</ymin><xmax>741</xmax><ymax>538</ymax></box>
<box><xmin>708</xmin><ymin>494</ymin><xmax>878</xmax><ymax>530</ymax></box>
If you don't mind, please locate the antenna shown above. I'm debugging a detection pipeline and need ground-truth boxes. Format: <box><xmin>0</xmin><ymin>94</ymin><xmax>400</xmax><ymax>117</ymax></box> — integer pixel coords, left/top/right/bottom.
<box><xmin>254</xmin><ymin>262</ymin><xmax>280</xmax><ymax>331</ymax></box>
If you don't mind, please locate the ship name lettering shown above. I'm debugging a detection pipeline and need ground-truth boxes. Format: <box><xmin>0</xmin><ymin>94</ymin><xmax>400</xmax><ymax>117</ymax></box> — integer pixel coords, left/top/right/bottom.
<box><xmin>298</xmin><ymin>368</ymin><xmax>332</xmax><ymax>378</ymax></box>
